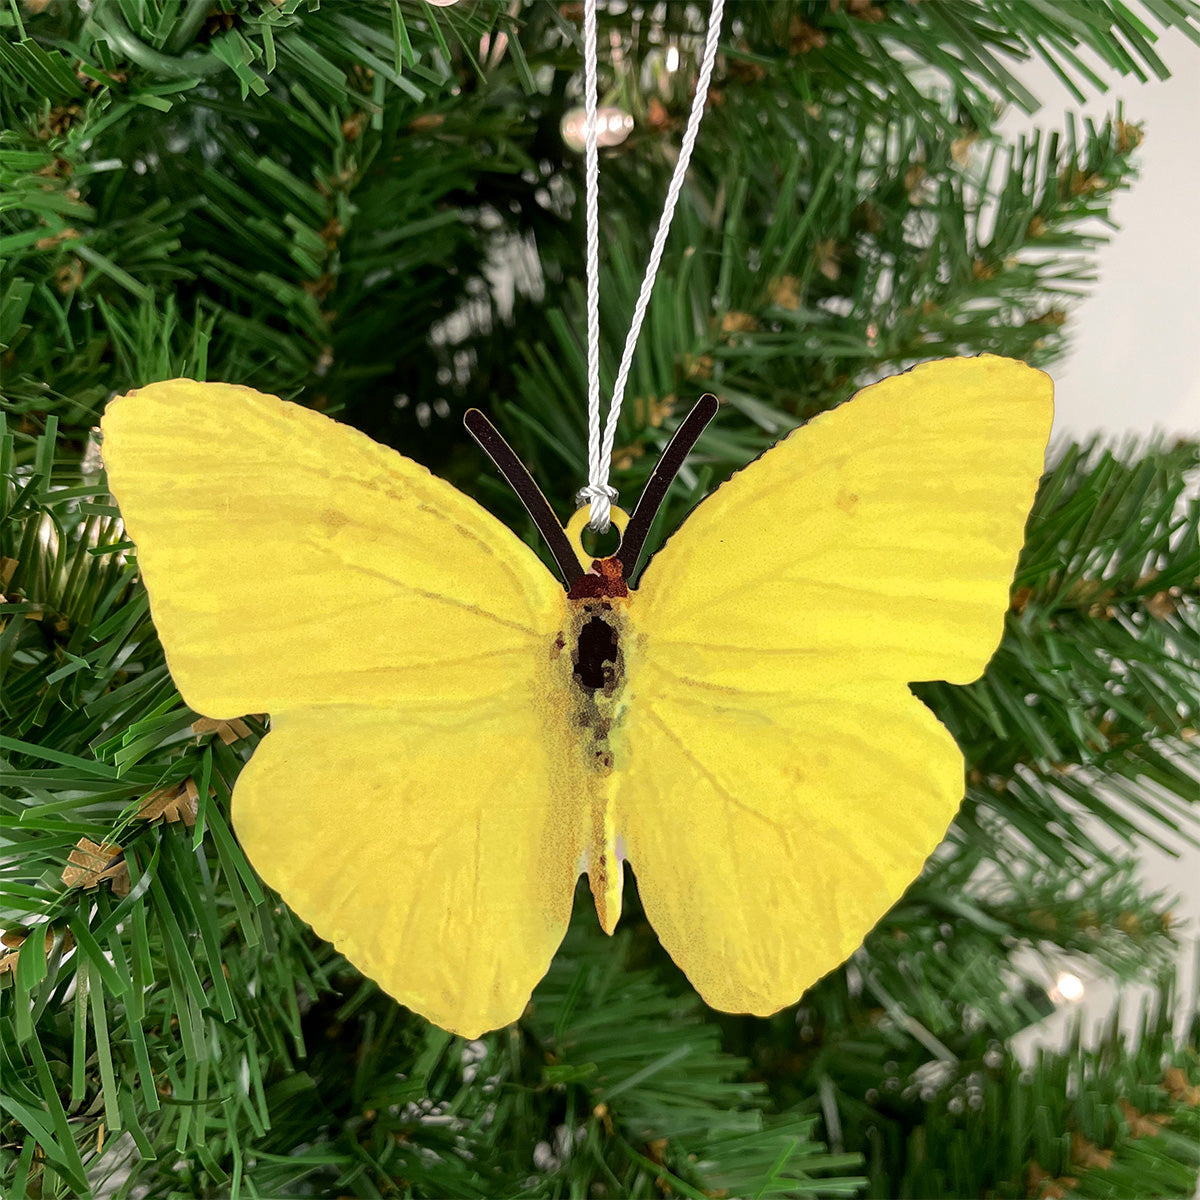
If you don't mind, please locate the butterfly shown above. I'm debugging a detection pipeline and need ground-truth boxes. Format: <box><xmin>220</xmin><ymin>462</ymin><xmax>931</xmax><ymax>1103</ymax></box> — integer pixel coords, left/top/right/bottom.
<box><xmin>99</xmin><ymin>354</ymin><xmax>1052</xmax><ymax>1037</ymax></box>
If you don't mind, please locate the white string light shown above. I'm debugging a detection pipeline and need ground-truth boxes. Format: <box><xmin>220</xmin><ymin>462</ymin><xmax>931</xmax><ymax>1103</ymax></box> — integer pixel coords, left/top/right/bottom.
<box><xmin>1052</xmin><ymin>972</ymin><xmax>1085</xmax><ymax>1003</ymax></box>
<box><xmin>561</xmin><ymin>106</ymin><xmax>634</xmax><ymax>152</ymax></box>
<box><xmin>576</xmin><ymin>0</ymin><xmax>725</xmax><ymax>531</ymax></box>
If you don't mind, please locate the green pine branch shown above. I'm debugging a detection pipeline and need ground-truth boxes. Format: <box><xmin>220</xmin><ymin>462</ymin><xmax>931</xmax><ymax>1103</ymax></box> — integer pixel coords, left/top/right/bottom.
<box><xmin>889</xmin><ymin>977</ymin><xmax>1200</xmax><ymax>1199</ymax></box>
<box><xmin>3</xmin><ymin>3</ymin><xmax>1200</xmax><ymax>1198</ymax></box>
<box><xmin>4</xmin><ymin>409</ymin><xmax>1196</xmax><ymax>1198</ymax></box>
<box><xmin>930</xmin><ymin>436</ymin><xmax>1200</xmax><ymax>868</ymax></box>
<box><xmin>502</xmin><ymin>108</ymin><xmax>1148</xmax><ymax>584</ymax></box>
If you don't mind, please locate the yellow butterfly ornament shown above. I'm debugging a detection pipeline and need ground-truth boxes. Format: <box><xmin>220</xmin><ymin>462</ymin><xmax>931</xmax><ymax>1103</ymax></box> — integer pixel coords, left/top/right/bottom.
<box><xmin>99</xmin><ymin>355</ymin><xmax>1052</xmax><ymax>1037</ymax></box>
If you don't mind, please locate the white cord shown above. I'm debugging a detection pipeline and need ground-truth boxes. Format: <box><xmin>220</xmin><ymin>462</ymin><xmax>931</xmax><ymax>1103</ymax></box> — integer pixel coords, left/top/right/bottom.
<box><xmin>577</xmin><ymin>0</ymin><xmax>725</xmax><ymax>531</ymax></box>
<box><xmin>581</xmin><ymin>0</ymin><xmax>605</xmax><ymax>523</ymax></box>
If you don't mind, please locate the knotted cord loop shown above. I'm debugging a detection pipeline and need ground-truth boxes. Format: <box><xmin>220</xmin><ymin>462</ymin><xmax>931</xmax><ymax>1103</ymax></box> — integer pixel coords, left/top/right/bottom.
<box><xmin>575</xmin><ymin>479</ymin><xmax>620</xmax><ymax>532</ymax></box>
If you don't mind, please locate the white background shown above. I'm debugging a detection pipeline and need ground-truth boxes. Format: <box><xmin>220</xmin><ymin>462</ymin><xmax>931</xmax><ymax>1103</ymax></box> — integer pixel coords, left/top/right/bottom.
<box><xmin>1016</xmin><ymin>28</ymin><xmax>1200</xmax><ymax>439</ymax></box>
<box><xmin>999</xmin><ymin>26</ymin><xmax>1199</xmax><ymax>1051</ymax></box>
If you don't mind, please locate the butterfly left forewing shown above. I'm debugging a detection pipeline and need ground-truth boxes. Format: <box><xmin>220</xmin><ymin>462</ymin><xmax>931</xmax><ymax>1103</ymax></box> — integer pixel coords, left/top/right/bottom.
<box><xmin>101</xmin><ymin>380</ymin><xmax>562</xmax><ymax>718</ymax></box>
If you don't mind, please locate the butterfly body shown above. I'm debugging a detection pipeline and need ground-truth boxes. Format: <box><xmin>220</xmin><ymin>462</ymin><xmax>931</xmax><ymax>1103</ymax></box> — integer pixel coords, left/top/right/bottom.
<box><xmin>100</xmin><ymin>356</ymin><xmax>1053</xmax><ymax>1036</ymax></box>
<box><xmin>560</xmin><ymin>576</ymin><xmax>634</xmax><ymax>930</ymax></box>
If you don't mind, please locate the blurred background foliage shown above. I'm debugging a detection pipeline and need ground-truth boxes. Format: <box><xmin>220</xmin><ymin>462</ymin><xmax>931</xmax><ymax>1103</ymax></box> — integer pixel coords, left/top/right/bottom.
<box><xmin>1</xmin><ymin>1</ymin><xmax>1198</xmax><ymax>1197</ymax></box>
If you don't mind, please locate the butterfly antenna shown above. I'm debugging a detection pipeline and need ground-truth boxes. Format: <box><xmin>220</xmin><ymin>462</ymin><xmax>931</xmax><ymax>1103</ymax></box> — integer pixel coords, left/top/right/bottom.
<box><xmin>464</xmin><ymin>409</ymin><xmax>585</xmax><ymax>588</ymax></box>
<box><xmin>617</xmin><ymin>393</ymin><xmax>719</xmax><ymax>578</ymax></box>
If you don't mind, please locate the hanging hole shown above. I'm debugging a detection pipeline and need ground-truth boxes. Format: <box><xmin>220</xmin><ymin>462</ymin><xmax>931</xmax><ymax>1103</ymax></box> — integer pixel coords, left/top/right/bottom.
<box><xmin>581</xmin><ymin>523</ymin><xmax>621</xmax><ymax>559</ymax></box>
<box><xmin>565</xmin><ymin>506</ymin><xmax>630</xmax><ymax>570</ymax></box>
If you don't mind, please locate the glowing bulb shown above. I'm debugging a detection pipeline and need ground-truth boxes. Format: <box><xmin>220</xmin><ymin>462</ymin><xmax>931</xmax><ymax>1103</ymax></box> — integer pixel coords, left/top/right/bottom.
<box><xmin>665</xmin><ymin>45</ymin><xmax>680</xmax><ymax>72</ymax></box>
<box><xmin>1054</xmin><ymin>972</ymin><xmax>1085</xmax><ymax>1002</ymax></box>
<box><xmin>560</xmin><ymin>105</ymin><xmax>635</xmax><ymax>152</ymax></box>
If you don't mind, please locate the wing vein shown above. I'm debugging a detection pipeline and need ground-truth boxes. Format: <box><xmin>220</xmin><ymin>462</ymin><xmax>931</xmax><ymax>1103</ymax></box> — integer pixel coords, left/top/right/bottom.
<box><xmin>642</xmin><ymin>707</ymin><xmax>791</xmax><ymax>842</ymax></box>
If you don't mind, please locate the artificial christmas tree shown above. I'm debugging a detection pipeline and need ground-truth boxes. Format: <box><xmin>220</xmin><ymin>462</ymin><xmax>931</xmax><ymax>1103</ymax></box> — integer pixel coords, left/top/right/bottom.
<box><xmin>2</xmin><ymin>2</ymin><xmax>1197</xmax><ymax>1197</ymax></box>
